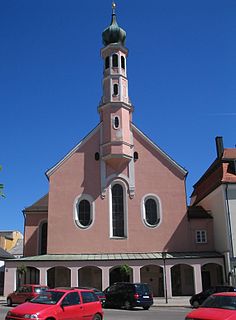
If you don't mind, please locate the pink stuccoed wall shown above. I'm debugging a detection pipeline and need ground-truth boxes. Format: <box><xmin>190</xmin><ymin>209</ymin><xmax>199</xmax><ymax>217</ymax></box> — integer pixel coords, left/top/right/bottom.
<box><xmin>24</xmin><ymin>213</ymin><xmax>48</xmax><ymax>257</ymax></box>
<box><xmin>40</xmin><ymin>126</ymin><xmax>203</xmax><ymax>255</ymax></box>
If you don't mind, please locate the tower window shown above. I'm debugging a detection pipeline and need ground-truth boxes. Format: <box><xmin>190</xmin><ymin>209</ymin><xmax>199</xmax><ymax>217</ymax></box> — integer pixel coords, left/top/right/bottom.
<box><xmin>112</xmin><ymin>184</ymin><xmax>125</xmax><ymax>237</ymax></box>
<box><xmin>113</xmin><ymin>84</ymin><xmax>118</xmax><ymax>96</ymax></box>
<box><xmin>112</xmin><ymin>54</ymin><xmax>118</xmax><ymax>67</ymax></box>
<box><xmin>114</xmin><ymin>116</ymin><xmax>119</xmax><ymax>129</ymax></box>
<box><xmin>121</xmin><ymin>56</ymin><xmax>125</xmax><ymax>70</ymax></box>
<box><xmin>105</xmin><ymin>56</ymin><xmax>110</xmax><ymax>69</ymax></box>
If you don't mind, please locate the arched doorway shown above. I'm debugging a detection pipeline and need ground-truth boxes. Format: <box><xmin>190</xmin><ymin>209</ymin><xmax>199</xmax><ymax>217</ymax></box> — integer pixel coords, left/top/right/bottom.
<box><xmin>171</xmin><ymin>264</ymin><xmax>194</xmax><ymax>296</ymax></box>
<box><xmin>109</xmin><ymin>265</ymin><xmax>133</xmax><ymax>285</ymax></box>
<box><xmin>78</xmin><ymin>266</ymin><xmax>102</xmax><ymax>290</ymax></box>
<box><xmin>47</xmin><ymin>267</ymin><xmax>71</xmax><ymax>288</ymax></box>
<box><xmin>201</xmin><ymin>263</ymin><xmax>223</xmax><ymax>290</ymax></box>
<box><xmin>16</xmin><ymin>266</ymin><xmax>39</xmax><ymax>288</ymax></box>
<box><xmin>140</xmin><ymin>265</ymin><xmax>163</xmax><ymax>297</ymax></box>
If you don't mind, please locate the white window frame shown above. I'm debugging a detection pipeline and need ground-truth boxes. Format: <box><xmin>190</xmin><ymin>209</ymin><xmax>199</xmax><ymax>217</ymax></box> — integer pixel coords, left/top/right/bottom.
<box><xmin>73</xmin><ymin>194</ymin><xmax>95</xmax><ymax>229</ymax></box>
<box><xmin>112</xmin><ymin>115</ymin><xmax>120</xmax><ymax>130</ymax></box>
<box><xmin>141</xmin><ymin>194</ymin><xmax>162</xmax><ymax>228</ymax></box>
<box><xmin>109</xmin><ymin>180</ymin><xmax>128</xmax><ymax>238</ymax></box>
<box><xmin>195</xmin><ymin>230</ymin><xmax>207</xmax><ymax>243</ymax></box>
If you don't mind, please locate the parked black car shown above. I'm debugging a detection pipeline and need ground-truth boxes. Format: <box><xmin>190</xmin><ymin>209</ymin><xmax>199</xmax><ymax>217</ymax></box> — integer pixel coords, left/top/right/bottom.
<box><xmin>103</xmin><ymin>282</ymin><xmax>153</xmax><ymax>310</ymax></box>
<box><xmin>190</xmin><ymin>285</ymin><xmax>236</xmax><ymax>308</ymax></box>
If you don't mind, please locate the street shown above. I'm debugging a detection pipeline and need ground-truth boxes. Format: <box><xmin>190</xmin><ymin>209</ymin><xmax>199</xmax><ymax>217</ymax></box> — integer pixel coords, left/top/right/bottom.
<box><xmin>0</xmin><ymin>304</ymin><xmax>190</xmax><ymax>320</ymax></box>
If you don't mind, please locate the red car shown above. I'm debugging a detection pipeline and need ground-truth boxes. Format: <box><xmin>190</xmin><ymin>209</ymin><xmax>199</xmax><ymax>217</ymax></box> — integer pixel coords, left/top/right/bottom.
<box><xmin>7</xmin><ymin>285</ymin><xmax>48</xmax><ymax>306</ymax></box>
<box><xmin>5</xmin><ymin>288</ymin><xmax>103</xmax><ymax>320</ymax></box>
<box><xmin>185</xmin><ymin>292</ymin><xmax>236</xmax><ymax>320</ymax></box>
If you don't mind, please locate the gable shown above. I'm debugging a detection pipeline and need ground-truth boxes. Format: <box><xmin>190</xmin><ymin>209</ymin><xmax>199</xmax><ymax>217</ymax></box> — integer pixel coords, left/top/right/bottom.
<box><xmin>45</xmin><ymin>124</ymin><xmax>101</xmax><ymax>178</ymax></box>
<box><xmin>132</xmin><ymin>124</ymin><xmax>188</xmax><ymax>177</ymax></box>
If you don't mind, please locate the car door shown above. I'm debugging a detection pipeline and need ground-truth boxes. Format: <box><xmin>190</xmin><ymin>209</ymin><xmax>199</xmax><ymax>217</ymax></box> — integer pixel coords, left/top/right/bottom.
<box><xmin>14</xmin><ymin>286</ymin><xmax>28</xmax><ymax>304</ymax></box>
<box><xmin>58</xmin><ymin>292</ymin><xmax>83</xmax><ymax>320</ymax></box>
<box><xmin>80</xmin><ymin>291</ymin><xmax>101</xmax><ymax>319</ymax></box>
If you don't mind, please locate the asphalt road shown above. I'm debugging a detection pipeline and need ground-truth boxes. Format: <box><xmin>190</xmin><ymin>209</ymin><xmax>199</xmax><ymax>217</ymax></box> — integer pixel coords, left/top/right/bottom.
<box><xmin>0</xmin><ymin>304</ymin><xmax>190</xmax><ymax>320</ymax></box>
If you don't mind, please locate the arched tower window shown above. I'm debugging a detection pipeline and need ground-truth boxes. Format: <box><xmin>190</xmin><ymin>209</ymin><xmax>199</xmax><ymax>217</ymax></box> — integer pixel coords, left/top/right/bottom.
<box><xmin>113</xmin><ymin>83</ymin><xmax>118</xmax><ymax>96</ymax></box>
<box><xmin>105</xmin><ymin>56</ymin><xmax>110</xmax><ymax>69</ymax></box>
<box><xmin>121</xmin><ymin>56</ymin><xmax>125</xmax><ymax>70</ymax></box>
<box><xmin>39</xmin><ymin>221</ymin><xmax>47</xmax><ymax>255</ymax></box>
<box><xmin>112</xmin><ymin>184</ymin><xmax>124</xmax><ymax>237</ymax></box>
<box><xmin>112</xmin><ymin>54</ymin><xmax>118</xmax><ymax>67</ymax></box>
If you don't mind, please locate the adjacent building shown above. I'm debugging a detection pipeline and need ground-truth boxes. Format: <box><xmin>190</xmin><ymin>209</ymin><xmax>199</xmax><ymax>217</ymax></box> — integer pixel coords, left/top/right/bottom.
<box><xmin>190</xmin><ymin>137</ymin><xmax>236</xmax><ymax>286</ymax></box>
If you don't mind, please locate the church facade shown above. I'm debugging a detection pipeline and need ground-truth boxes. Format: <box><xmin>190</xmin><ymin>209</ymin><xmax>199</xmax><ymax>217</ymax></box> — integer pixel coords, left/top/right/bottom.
<box><xmin>4</xmin><ymin>6</ymin><xmax>226</xmax><ymax>298</ymax></box>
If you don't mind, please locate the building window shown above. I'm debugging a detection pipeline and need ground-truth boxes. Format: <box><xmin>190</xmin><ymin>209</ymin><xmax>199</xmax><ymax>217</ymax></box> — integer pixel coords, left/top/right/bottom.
<box><xmin>112</xmin><ymin>184</ymin><xmax>125</xmax><ymax>237</ymax></box>
<box><xmin>121</xmin><ymin>56</ymin><xmax>125</xmax><ymax>69</ymax></box>
<box><xmin>113</xmin><ymin>84</ymin><xmax>118</xmax><ymax>96</ymax></box>
<box><xmin>112</xmin><ymin>54</ymin><xmax>118</xmax><ymax>67</ymax></box>
<box><xmin>74</xmin><ymin>195</ymin><xmax>94</xmax><ymax>229</ymax></box>
<box><xmin>141</xmin><ymin>195</ymin><xmax>161</xmax><ymax>228</ymax></box>
<box><xmin>113</xmin><ymin>116</ymin><xmax>120</xmax><ymax>129</ymax></box>
<box><xmin>39</xmin><ymin>221</ymin><xmax>47</xmax><ymax>255</ymax></box>
<box><xmin>105</xmin><ymin>56</ymin><xmax>110</xmax><ymax>69</ymax></box>
<box><xmin>196</xmin><ymin>230</ymin><xmax>207</xmax><ymax>243</ymax></box>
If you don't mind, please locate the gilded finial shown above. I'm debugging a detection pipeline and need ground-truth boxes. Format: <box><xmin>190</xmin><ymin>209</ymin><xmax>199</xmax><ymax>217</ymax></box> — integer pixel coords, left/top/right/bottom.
<box><xmin>112</xmin><ymin>2</ymin><xmax>116</xmax><ymax>14</ymax></box>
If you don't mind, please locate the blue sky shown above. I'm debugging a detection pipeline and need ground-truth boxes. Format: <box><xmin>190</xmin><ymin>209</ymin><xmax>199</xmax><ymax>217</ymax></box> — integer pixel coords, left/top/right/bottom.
<box><xmin>1</xmin><ymin>0</ymin><xmax>235</xmax><ymax>233</ymax></box>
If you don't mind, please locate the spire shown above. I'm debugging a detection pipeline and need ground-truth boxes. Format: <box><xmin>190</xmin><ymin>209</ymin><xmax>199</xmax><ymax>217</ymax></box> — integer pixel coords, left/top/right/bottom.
<box><xmin>102</xmin><ymin>2</ymin><xmax>126</xmax><ymax>46</ymax></box>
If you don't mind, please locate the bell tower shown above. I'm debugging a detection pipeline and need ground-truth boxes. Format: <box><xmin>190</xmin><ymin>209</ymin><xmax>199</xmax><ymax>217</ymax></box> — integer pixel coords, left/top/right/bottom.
<box><xmin>98</xmin><ymin>2</ymin><xmax>134</xmax><ymax>170</ymax></box>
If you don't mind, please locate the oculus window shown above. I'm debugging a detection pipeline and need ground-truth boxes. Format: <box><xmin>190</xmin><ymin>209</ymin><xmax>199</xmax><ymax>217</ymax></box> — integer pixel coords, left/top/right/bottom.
<box><xmin>142</xmin><ymin>195</ymin><xmax>161</xmax><ymax>228</ymax></box>
<box><xmin>75</xmin><ymin>195</ymin><xmax>94</xmax><ymax>229</ymax></box>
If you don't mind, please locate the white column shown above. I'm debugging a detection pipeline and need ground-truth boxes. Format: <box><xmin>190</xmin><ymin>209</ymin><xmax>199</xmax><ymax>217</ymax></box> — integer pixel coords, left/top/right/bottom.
<box><xmin>193</xmin><ymin>264</ymin><xmax>202</xmax><ymax>294</ymax></box>
<box><xmin>102</xmin><ymin>267</ymin><xmax>110</xmax><ymax>290</ymax></box>
<box><xmin>165</xmin><ymin>265</ymin><xmax>172</xmax><ymax>298</ymax></box>
<box><xmin>71</xmin><ymin>268</ymin><xmax>78</xmax><ymax>287</ymax></box>
<box><xmin>39</xmin><ymin>268</ymin><xmax>47</xmax><ymax>286</ymax></box>
<box><xmin>132</xmin><ymin>266</ymin><xmax>140</xmax><ymax>283</ymax></box>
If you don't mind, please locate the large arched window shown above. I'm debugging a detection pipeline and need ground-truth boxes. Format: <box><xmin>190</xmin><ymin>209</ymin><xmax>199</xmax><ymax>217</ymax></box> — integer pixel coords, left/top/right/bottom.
<box><xmin>39</xmin><ymin>221</ymin><xmax>47</xmax><ymax>255</ymax></box>
<box><xmin>74</xmin><ymin>195</ymin><xmax>94</xmax><ymax>229</ymax></box>
<box><xmin>112</xmin><ymin>54</ymin><xmax>118</xmax><ymax>67</ymax></box>
<box><xmin>112</xmin><ymin>184</ymin><xmax>125</xmax><ymax>237</ymax></box>
<box><xmin>141</xmin><ymin>195</ymin><xmax>161</xmax><ymax>228</ymax></box>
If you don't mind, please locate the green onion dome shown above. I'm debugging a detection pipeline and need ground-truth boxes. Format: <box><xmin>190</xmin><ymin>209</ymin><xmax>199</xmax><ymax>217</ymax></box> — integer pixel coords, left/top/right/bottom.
<box><xmin>102</xmin><ymin>2</ymin><xmax>126</xmax><ymax>46</ymax></box>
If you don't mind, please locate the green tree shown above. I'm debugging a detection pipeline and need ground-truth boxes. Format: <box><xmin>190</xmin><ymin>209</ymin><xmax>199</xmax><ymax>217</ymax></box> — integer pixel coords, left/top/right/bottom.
<box><xmin>120</xmin><ymin>264</ymin><xmax>132</xmax><ymax>281</ymax></box>
<box><xmin>17</xmin><ymin>264</ymin><xmax>27</xmax><ymax>287</ymax></box>
<box><xmin>0</xmin><ymin>165</ymin><xmax>5</xmax><ymax>198</ymax></box>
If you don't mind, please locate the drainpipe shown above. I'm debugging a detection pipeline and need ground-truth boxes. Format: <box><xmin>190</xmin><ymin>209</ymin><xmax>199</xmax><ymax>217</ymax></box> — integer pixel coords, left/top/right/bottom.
<box><xmin>225</xmin><ymin>183</ymin><xmax>234</xmax><ymax>283</ymax></box>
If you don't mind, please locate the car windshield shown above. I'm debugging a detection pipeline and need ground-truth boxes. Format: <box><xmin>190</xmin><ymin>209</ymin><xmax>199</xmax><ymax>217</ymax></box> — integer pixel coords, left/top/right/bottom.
<box><xmin>202</xmin><ymin>295</ymin><xmax>236</xmax><ymax>310</ymax></box>
<box><xmin>34</xmin><ymin>287</ymin><xmax>48</xmax><ymax>293</ymax></box>
<box><xmin>30</xmin><ymin>291</ymin><xmax>65</xmax><ymax>305</ymax></box>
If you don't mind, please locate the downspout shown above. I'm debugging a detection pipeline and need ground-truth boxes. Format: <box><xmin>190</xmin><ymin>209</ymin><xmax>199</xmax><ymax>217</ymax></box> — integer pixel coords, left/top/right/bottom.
<box><xmin>225</xmin><ymin>183</ymin><xmax>234</xmax><ymax>284</ymax></box>
<box><xmin>22</xmin><ymin>210</ymin><xmax>26</xmax><ymax>257</ymax></box>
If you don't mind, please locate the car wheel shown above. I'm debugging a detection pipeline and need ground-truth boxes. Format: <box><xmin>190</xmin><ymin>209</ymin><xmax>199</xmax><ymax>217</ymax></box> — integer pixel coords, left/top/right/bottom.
<box><xmin>143</xmin><ymin>306</ymin><xmax>150</xmax><ymax>310</ymax></box>
<box><xmin>92</xmin><ymin>314</ymin><xmax>102</xmax><ymax>320</ymax></box>
<box><xmin>124</xmin><ymin>300</ymin><xmax>131</xmax><ymax>310</ymax></box>
<box><xmin>193</xmin><ymin>300</ymin><xmax>199</xmax><ymax>308</ymax></box>
<box><xmin>7</xmin><ymin>298</ymin><xmax>12</xmax><ymax>306</ymax></box>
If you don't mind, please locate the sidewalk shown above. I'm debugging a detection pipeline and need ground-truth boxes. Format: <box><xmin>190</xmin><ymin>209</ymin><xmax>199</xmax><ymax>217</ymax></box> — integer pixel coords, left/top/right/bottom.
<box><xmin>153</xmin><ymin>296</ymin><xmax>191</xmax><ymax>307</ymax></box>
